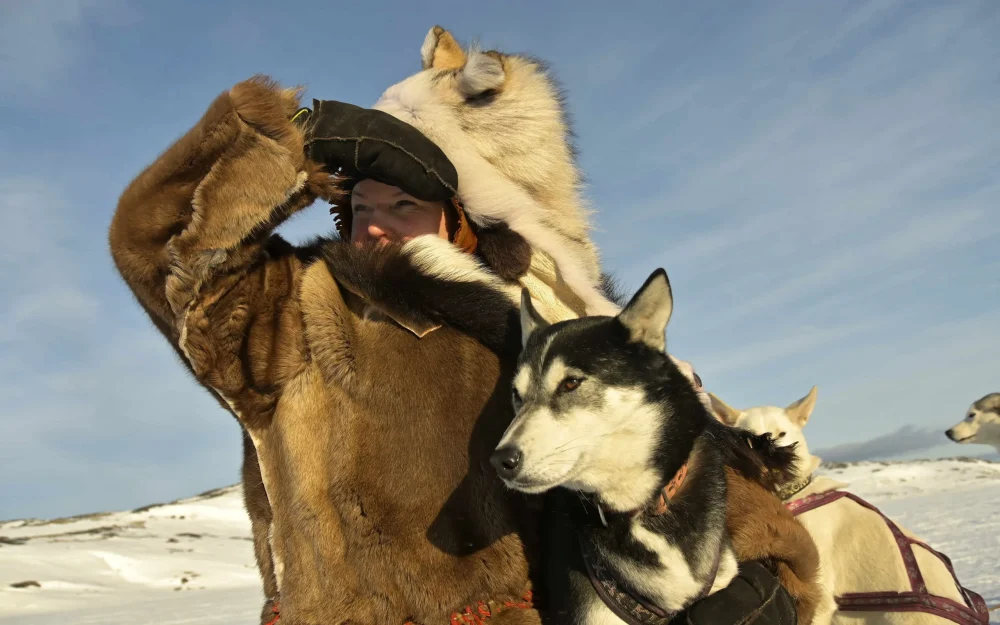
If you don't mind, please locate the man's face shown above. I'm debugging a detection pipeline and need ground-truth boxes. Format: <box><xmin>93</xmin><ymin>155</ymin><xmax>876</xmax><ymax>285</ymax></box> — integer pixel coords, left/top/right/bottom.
<box><xmin>350</xmin><ymin>179</ymin><xmax>449</xmax><ymax>245</ymax></box>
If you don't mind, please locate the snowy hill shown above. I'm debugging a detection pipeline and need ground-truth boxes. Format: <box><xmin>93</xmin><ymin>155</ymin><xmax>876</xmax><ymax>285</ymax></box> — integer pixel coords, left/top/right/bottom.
<box><xmin>2</xmin><ymin>459</ymin><xmax>999</xmax><ymax>624</ymax></box>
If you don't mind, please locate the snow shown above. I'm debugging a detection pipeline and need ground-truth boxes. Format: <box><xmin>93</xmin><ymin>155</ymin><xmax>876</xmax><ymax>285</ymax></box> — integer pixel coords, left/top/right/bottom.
<box><xmin>0</xmin><ymin>486</ymin><xmax>261</xmax><ymax>624</ymax></box>
<box><xmin>2</xmin><ymin>459</ymin><xmax>999</xmax><ymax>624</ymax></box>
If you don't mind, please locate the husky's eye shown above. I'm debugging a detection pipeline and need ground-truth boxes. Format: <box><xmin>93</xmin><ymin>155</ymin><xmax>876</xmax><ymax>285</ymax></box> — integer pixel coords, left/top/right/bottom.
<box><xmin>558</xmin><ymin>377</ymin><xmax>582</xmax><ymax>393</ymax></box>
<box><xmin>777</xmin><ymin>432</ymin><xmax>787</xmax><ymax>438</ymax></box>
<box><xmin>967</xmin><ymin>413</ymin><xmax>975</xmax><ymax>421</ymax></box>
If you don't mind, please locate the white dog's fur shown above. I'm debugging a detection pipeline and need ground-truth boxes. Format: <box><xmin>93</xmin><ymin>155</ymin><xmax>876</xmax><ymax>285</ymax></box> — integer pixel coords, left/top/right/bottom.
<box><xmin>710</xmin><ymin>386</ymin><xmax>823</xmax><ymax>484</ymax></box>
<box><xmin>946</xmin><ymin>392</ymin><xmax>1000</xmax><ymax>455</ymax></box>
<box><xmin>374</xmin><ymin>26</ymin><xmax>618</xmax><ymax>318</ymax></box>
<box><xmin>710</xmin><ymin>388</ymin><xmax>986</xmax><ymax>625</ymax></box>
<box><xmin>375</xmin><ymin>27</ymin><xmax>717</xmax><ymax>411</ymax></box>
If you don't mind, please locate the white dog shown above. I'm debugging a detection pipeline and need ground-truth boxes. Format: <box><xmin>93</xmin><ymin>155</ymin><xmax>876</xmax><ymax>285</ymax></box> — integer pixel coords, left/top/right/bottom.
<box><xmin>709</xmin><ymin>388</ymin><xmax>990</xmax><ymax>625</ymax></box>
<box><xmin>946</xmin><ymin>392</ymin><xmax>1000</xmax><ymax>455</ymax></box>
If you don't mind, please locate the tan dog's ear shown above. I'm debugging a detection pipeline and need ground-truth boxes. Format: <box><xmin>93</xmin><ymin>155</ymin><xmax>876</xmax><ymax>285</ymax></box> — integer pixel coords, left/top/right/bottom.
<box><xmin>786</xmin><ymin>386</ymin><xmax>818</xmax><ymax>427</ymax></box>
<box><xmin>708</xmin><ymin>392</ymin><xmax>742</xmax><ymax>426</ymax></box>
<box><xmin>421</xmin><ymin>26</ymin><xmax>467</xmax><ymax>70</ymax></box>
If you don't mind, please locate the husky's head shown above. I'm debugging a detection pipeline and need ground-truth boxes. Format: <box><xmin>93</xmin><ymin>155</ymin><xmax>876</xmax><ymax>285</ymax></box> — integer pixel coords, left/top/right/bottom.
<box><xmin>708</xmin><ymin>388</ymin><xmax>821</xmax><ymax>478</ymax></box>
<box><xmin>489</xmin><ymin>269</ymin><xmax>708</xmax><ymax>512</ymax></box>
<box><xmin>946</xmin><ymin>392</ymin><xmax>1000</xmax><ymax>451</ymax></box>
<box><xmin>372</xmin><ymin>26</ymin><xmax>617</xmax><ymax>316</ymax></box>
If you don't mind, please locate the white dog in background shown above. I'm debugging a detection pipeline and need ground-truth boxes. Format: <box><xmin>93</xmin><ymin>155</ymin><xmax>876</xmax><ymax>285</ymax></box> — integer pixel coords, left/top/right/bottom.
<box><xmin>709</xmin><ymin>387</ymin><xmax>990</xmax><ymax>625</ymax></box>
<box><xmin>946</xmin><ymin>392</ymin><xmax>1000</xmax><ymax>455</ymax></box>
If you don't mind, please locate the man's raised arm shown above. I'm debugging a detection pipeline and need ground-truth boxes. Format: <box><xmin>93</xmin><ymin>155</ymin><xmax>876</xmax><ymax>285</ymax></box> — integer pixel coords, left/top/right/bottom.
<box><xmin>108</xmin><ymin>75</ymin><xmax>338</xmax><ymax>337</ymax></box>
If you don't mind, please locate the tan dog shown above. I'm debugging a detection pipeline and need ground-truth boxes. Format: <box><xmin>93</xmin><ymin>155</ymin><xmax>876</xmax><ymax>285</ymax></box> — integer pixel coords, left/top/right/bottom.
<box><xmin>710</xmin><ymin>388</ymin><xmax>991</xmax><ymax>625</ymax></box>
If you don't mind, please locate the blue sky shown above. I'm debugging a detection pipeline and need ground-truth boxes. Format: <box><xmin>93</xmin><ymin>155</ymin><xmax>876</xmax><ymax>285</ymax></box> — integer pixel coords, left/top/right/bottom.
<box><xmin>2</xmin><ymin>0</ymin><xmax>998</xmax><ymax>520</ymax></box>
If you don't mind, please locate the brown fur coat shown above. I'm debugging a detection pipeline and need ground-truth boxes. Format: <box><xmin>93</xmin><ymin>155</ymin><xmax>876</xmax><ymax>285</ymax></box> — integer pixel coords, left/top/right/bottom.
<box><xmin>109</xmin><ymin>76</ymin><xmax>542</xmax><ymax>625</ymax></box>
<box><xmin>109</xmin><ymin>75</ymin><xmax>821</xmax><ymax>625</ymax></box>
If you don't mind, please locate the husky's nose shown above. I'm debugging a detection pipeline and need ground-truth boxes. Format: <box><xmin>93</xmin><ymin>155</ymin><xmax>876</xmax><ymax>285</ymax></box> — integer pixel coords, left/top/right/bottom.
<box><xmin>945</xmin><ymin>429</ymin><xmax>957</xmax><ymax>441</ymax></box>
<box><xmin>490</xmin><ymin>446</ymin><xmax>523</xmax><ymax>480</ymax></box>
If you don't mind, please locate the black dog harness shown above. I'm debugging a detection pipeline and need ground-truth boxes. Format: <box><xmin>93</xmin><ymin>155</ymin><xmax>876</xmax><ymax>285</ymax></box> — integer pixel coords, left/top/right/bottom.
<box><xmin>578</xmin><ymin>463</ymin><xmax>724</xmax><ymax>625</ymax></box>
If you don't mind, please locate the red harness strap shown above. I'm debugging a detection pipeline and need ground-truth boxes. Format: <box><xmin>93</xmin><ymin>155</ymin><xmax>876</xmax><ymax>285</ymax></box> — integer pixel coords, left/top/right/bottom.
<box><xmin>787</xmin><ymin>491</ymin><xmax>990</xmax><ymax>625</ymax></box>
<box><xmin>264</xmin><ymin>591</ymin><xmax>534</xmax><ymax>625</ymax></box>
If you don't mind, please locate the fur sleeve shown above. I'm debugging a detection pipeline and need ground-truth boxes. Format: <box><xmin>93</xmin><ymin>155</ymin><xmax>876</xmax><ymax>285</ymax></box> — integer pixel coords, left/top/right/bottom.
<box><xmin>108</xmin><ymin>75</ymin><xmax>340</xmax><ymax>334</ymax></box>
<box><xmin>107</xmin><ymin>76</ymin><xmax>342</xmax><ymax>426</ymax></box>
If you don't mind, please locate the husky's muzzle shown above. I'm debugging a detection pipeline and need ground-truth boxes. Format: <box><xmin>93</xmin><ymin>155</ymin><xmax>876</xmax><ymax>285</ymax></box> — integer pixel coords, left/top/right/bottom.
<box><xmin>945</xmin><ymin>428</ymin><xmax>973</xmax><ymax>443</ymax></box>
<box><xmin>490</xmin><ymin>446</ymin><xmax>523</xmax><ymax>481</ymax></box>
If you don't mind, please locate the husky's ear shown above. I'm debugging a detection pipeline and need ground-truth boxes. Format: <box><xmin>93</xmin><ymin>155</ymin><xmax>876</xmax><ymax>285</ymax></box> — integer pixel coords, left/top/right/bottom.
<box><xmin>617</xmin><ymin>268</ymin><xmax>673</xmax><ymax>351</ymax></box>
<box><xmin>708</xmin><ymin>392</ymin><xmax>742</xmax><ymax>426</ymax></box>
<box><xmin>520</xmin><ymin>289</ymin><xmax>548</xmax><ymax>347</ymax></box>
<box><xmin>421</xmin><ymin>25</ymin><xmax>467</xmax><ymax>70</ymax></box>
<box><xmin>786</xmin><ymin>386</ymin><xmax>818</xmax><ymax>428</ymax></box>
<box><xmin>458</xmin><ymin>49</ymin><xmax>506</xmax><ymax>98</ymax></box>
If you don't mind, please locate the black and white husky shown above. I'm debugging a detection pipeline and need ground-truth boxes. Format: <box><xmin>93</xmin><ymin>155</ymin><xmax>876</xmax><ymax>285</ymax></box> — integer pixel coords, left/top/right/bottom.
<box><xmin>318</xmin><ymin>243</ymin><xmax>793</xmax><ymax>623</ymax></box>
<box><xmin>489</xmin><ymin>268</ymin><xmax>780</xmax><ymax>625</ymax></box>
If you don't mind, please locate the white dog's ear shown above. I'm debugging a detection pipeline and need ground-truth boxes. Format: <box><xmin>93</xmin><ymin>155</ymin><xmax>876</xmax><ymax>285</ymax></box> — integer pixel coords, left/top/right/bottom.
<box><xmin>617</xmin><ymin>268</ymin><xmax>673</xmax><ymax>351</ymax></box>
<box><xmin>520</xmin><ymin>289</ymin><xmax>549</xmax><ymax>347</ymax></box>
<box><xmin>421</xmin><ymin>25</ymin><xmax>467</xmax><ymax>70</ymax></box>
<box><xmin>708</xmin><ymin>392</ymin><xmax>742</xmax><ymax>426</ymax></box>
<box><xmin>786</xmin><ymin>386</ymin><xmax>818</xmax><ymax>427</ymax></box>
<box><xmin>457</xmin><ymin>48</ymin><xmax>506</xmax><ymax>97</ymax></box>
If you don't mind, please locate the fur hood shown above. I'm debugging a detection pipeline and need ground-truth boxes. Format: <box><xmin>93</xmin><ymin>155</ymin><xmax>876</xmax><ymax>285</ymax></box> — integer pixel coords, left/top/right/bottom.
<box><xmin>370</xmin><ymin>26</ymin><xmax>620</xmax><ymax>321</ymax></box>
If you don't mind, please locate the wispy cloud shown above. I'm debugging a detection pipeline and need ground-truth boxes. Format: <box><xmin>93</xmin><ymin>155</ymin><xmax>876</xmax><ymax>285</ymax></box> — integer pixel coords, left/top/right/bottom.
<box><xmin>0</xmin><ymin>0</ymin><xmax>138</xmax><ymax>97</ymax></box>
<box><xmin>0</xmin><ymin>179</ymin><xmax>95</xmax><ymax>343</ymax></box>
<box><xmin>0</xmin><ymin>176</ymin><xmax>240</xmax><ymax>519</ymax></box>
<box><xmin>696</xmin><ymin>320</ymin><xmax>881</xmax><ymax>377</ymax></box>
<box><xmin>592</xmin><ymin>2</ymin><xmax>999</xmax><ymax>295</ymax></box>
<box><xmin>579</xmin><ymin>3</ymin><xmax>1000</xmax><ymax>441</ymax></box>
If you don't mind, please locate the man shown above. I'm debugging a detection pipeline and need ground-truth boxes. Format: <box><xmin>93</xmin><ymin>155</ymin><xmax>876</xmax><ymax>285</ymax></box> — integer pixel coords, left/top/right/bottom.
<box><xmin>109</xmin><ymin>60</ymin><xmax>797</xmax><ymax>625</ymax></box>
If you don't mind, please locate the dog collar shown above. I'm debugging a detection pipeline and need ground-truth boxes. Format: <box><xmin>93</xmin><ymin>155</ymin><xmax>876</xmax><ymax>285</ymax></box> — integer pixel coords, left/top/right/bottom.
<box><xmin>647</xmin><ymin>462</ymin><xmax>688</xmax><ymax>516</ymax></box>
<box><xmin>776</xmin><ymin>474</ymin><xmax>813</xmax><ymax>501</ymax></box>
<box><xmin>586</xmin><ymin>461</ymin><xmax>690</xmax><ymax>527</ymax></box>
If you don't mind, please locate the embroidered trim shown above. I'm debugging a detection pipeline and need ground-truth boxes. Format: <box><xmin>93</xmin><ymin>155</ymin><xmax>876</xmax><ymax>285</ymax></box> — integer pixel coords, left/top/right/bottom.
<box><xmin>264</xmin><ymin>591</ymin><xmax>534</xmax><ymax>625</ymax></box>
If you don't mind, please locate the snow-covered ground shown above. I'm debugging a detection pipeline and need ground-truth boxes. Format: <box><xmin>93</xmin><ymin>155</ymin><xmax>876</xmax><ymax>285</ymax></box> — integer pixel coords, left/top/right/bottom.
<box><xmin>2</xmin><ymin>458</ymin><xmax>999</xmax><ymax>624</ymax></box>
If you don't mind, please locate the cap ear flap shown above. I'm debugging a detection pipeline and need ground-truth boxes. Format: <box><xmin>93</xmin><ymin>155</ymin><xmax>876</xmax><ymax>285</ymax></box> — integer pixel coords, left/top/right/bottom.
<box><xmin>421</xmin><ymin>26</ymin><xmax>467</xmax><ymax>70</ymax></box>
<box><xmin>520</xmin><ymin>289</ymin><xmax>549</xmax><ymax>348</ymax></box>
